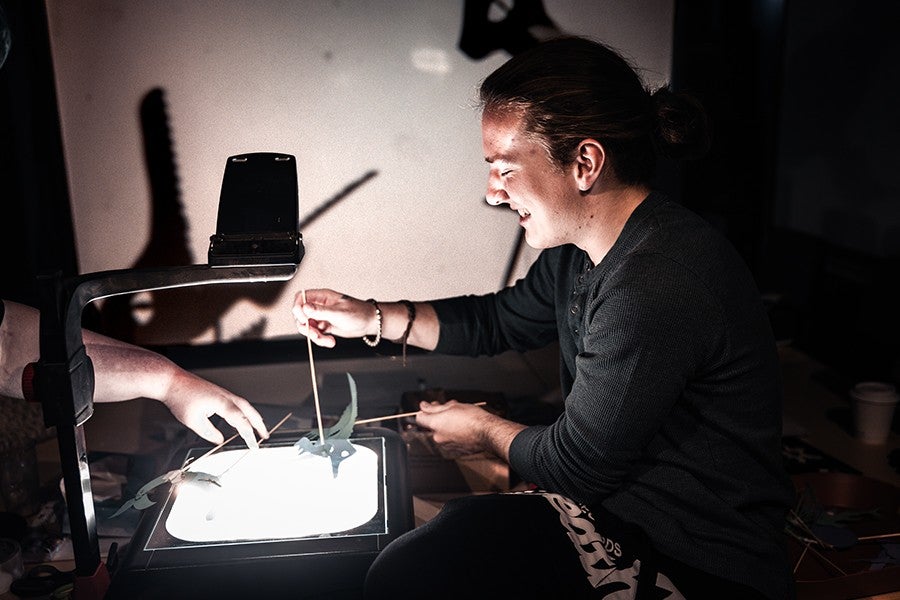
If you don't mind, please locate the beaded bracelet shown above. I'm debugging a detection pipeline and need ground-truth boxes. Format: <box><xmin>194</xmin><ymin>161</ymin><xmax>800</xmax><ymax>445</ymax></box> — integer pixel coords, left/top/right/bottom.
<box><xmin>362</xmin><ymin>298</ymin><xmax>382</xmax><ymax>347</ymax></box>
<box><xmin>398</xmin><ymin>299</ymin><xmax>416</xmax><ymax>366</ymax></box>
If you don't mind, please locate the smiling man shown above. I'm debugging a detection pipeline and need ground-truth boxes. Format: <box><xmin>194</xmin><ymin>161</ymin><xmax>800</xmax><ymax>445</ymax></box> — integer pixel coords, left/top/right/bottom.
<box><xmin>293</xmin><ymin>36</ymin><xmax>794</xmax><ymax>600</ymax></box>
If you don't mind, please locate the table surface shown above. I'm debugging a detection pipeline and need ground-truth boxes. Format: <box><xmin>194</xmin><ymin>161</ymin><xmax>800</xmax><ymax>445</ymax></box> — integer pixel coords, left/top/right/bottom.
<box><xmin>4</xmin><ymin>345</ymin><xmax>900</xmax><ymax>600</ymax></box>
<box><xmin>779</xmin><ymin>345</ymin><xmax>900</xmax><ymax>488</ymax></box>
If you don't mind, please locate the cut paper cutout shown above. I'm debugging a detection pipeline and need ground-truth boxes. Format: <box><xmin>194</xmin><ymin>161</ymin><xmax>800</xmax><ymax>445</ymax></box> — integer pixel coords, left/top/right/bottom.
<box><xmin>294</xmin><ymin>372</ymin><xmax>358</xmax><ymax>477</ymax></box>
<box><xmin>111</xmin><ymin>468</ymin><xmax>221</xmax><ymax>518</ymax></box>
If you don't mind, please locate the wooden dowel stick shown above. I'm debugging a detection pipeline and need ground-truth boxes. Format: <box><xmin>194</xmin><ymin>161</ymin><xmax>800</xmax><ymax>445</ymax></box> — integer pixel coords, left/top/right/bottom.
<box><xmin>858</xmin><ymin>532</ymin><xmax>900</xmax><ymax>542</ymax></box>
<box><xmin>264</xmin><ymin>411</ymin><xmax>294</xmax><ymax>438</ymax></box>
<box><xmin>793</xmin><ymin>544</ymin><xmax>808</xmax><ymax>575</ymax></box>
<box><xmin>354</xmin><ymin>401</ymin><xmax>487</xmax><ymax>425</ymax></box>
<box><xmin>302</xmin><ymin>289</ymin><xmax>327</xmax><ymax>444</ymax></box>
<box><xmin>216</xmin><ymin>411</ymin><xmax>294</xmax><ymax>477</ymax></box>
<box><xmin>805</xmin><ymin>541</ymin><xmax>847</xmax><ymax>576</ymax></box>
<box><xmin>184</xmin><ymin>433</ymin><xmax>239</xmax><ymax>470</ymax></box>
<box><xmin>181</xmin><ymin>410</ymin><xmax>295</xmax><ymax>473</ymax></box>
<box><xmin>184</xmin><ymin>412</ymin><xmax>294</xmax><ymax>474</ymax></box>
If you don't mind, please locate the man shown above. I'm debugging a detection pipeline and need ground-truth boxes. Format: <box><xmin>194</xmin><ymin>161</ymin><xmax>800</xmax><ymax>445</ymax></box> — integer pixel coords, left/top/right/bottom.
<box><xmin>293</xmin><ymin>37</ymin><xmax>793</xmax><ymax>599</ymax></box>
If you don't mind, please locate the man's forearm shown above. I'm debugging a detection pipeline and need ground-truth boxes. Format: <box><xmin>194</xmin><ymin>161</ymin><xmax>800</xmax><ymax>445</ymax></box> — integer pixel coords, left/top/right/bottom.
<box><xmin>480</xmin><ymin>413</ymin><xmax>527</xmax><ymax>463</ymax></box>
<box><xmin>378</xmin><ymin>301</ymin><xmax>440</xmax><ymax>351</ymax></box>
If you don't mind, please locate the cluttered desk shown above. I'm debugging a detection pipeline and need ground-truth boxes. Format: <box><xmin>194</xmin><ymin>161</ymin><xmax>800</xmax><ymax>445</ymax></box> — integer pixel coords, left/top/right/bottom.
<box><xmin>780</xmin><ymin>345</ymin><xmax>900</xmax><ymax>488</ymax></box>
<box><xmin>1</xmin><ymin>343</ymin><xmax>899</xmax><ymax>600</ymax></box>
<box><xmin>778</xmin><ymin>346</ymin><xmax>900</xmax><ymax>600</ymax></box>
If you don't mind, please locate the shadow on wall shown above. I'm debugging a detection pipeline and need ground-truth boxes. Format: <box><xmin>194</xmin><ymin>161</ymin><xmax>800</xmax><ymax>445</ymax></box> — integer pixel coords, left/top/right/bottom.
<box><xmin>95</xmin><ymin>88</ymin><xmax>381</xmax><ymax>346</ymax></box>
<box><xmin>95</xmin><ymin>1</ymin><xmax>574</xmax><ymax>345</ymax></box>
<box><xmin>96</xmin><ymin>89</ymin><xmax>292</xmax><ymax>345</ymax></box>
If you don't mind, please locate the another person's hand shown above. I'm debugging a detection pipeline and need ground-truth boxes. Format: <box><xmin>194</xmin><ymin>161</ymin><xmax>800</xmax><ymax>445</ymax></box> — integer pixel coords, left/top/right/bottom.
<box><xmin>160</xmin><ymin>369</ymin><xmax>269</xmax><ymax>450</ymax></box>
<box><xmin>292</xmin><ymin>289</ymin><xmax>377</xmax><ymax>348</ymax></box>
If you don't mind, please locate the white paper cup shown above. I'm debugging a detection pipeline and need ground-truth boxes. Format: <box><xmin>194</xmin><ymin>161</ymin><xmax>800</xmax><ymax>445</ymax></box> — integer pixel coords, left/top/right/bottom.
<box><xmin>850</xmin><ymin>381</ymin><xmax>899</xmax><ymax>445</ymax></box>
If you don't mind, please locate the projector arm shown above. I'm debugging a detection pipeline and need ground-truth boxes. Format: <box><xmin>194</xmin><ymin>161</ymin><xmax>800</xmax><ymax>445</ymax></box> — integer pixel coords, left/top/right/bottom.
<box><xmin>31</xmin><ymin>153</ymin><xmax>303</xmax><ymax>594</ymax></box>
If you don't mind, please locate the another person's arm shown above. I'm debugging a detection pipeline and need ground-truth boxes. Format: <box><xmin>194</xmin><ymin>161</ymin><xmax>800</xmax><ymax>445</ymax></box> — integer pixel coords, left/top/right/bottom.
<box><xmin>0</xmin><ymin>299</ymin><xmax>268</xmax><ymax>448</ymax></box>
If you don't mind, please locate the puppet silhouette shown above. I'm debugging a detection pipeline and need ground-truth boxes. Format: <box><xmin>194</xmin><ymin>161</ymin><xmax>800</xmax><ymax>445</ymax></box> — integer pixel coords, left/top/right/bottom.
<box><xmin>458</xmin><ymin>0</ymin><xmax>565</xmax><ymax>287</ymax></box>
<box><xmin>98</xmin><ymin>88</ymin><xmax>377</xmax><ymax>345</ymax></box>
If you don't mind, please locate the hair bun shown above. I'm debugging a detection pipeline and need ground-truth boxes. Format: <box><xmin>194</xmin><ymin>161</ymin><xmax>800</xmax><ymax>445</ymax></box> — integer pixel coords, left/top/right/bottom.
<box><xmin>650</xmin><ymin>87</ymin><xmax>711</xmax><ymax>160</ymax></box>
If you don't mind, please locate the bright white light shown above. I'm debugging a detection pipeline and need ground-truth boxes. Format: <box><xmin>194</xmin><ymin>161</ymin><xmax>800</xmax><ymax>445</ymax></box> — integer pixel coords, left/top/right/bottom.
<box><xmin>165</xmin><ymin>444</ymin><xmax>379</xmax><ymax>542</ymax></box>
<box><xmin>410</xmin><ymin>47</ymin><xmax>451</xmax><ymax>75</ymax></box>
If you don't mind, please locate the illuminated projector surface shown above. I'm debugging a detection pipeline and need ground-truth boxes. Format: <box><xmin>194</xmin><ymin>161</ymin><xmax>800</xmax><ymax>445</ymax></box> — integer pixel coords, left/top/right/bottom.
<box><xmin>164</xmin><ymin>443</ymin><xmax>379</xmax><ymax>542</ymax></box>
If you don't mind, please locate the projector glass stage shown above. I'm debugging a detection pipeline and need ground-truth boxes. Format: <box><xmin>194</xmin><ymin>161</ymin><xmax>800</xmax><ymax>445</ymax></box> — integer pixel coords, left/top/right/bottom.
<box><xmin>141</xmin><ymin>436</ymin><xmax>389</xmax><ymax>551</ymax></box>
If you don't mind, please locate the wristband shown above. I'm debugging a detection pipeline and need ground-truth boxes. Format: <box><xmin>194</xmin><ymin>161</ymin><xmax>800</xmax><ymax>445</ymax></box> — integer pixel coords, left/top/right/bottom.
<box><xmin>398</xmin><ymin>299</ymin><xmax>416</xmax><ymax>366</ymax></box>
<box><xmin>362</xmin><ymin>298</ymin><xmax>382</xmax><ymax>347</ymax></box>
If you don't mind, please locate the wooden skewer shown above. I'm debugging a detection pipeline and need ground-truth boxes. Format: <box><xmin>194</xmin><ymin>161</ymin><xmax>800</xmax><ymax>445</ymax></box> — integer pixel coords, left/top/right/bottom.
<box><xmin>182</xmin><ymin>432</ymin><xmax>240</xmax><ymax>472</ymax></box>
<box><xmin>793</xmin><ymin>544</ymin><xmax>808</xmax><ymax>575</ymax></box>
<box><xmin>858</xmin><ymin>532</ymin><xmax>900</xmax><ymax>542</ymax></box>
<box><xmin>215</xmin><ymin>411</ymin><xmax>294</xmax><ymax>477</ymax></box>
<box><xmin>789</xmin><ymin>510</ymin><xmax>834</xmax><ymax>549</ymax></box>
<box><xmin>180</xmin><ymin>411</ymin><xmax>295</xmax><ymax>474</ymax></box>
<box><xmin>803</xmin><ymin>541</ymin><xmax>847</xmax><ymax>576</ymax></box>
<box><xmin>263</xmin><ymin>411</ymin><xmax>295</xmax><ymax>439</ymax></box>
<box><xmin>354</xmin><ymin>401</ymin><xmax>487</xmax><ymax>425</ymax></box>
<box><xmin>302</xmin><ymin>289</ymin><xmax>327</xmax><ymax>444</ymax></box>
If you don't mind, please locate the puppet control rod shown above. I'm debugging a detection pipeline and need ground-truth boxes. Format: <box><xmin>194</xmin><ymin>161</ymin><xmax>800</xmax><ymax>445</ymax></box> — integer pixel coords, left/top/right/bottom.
<box><xmin>29</xmin><ymin>153</ymin><xmax>303</xmax><ymax>599</ymax></box>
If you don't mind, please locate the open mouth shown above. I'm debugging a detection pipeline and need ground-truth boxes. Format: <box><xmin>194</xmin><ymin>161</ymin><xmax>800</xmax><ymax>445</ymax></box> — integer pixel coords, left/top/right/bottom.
<box><xmin>517</xmin><ymin>209</ymin><xmax>531</xmax><ymax>226</ymax></box>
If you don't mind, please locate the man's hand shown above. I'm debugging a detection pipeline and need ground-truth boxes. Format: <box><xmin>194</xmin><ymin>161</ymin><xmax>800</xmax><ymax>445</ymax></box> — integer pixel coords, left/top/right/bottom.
<box><xmin>415</xmin><ymin>400</ymin><xmax>526</xmax><ymax>461</ymax></box>
<box><xmin>292</xmin><ymin>289</ymin><xmax>378</xmax><ymax>348</ymax></box>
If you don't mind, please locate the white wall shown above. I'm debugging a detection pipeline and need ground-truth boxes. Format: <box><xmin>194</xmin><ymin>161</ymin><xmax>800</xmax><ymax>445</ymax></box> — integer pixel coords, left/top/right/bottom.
<box><xmin>46</xmin><ymin>0</ymin><xmax>673</xmax><ymax>346</ymax></box>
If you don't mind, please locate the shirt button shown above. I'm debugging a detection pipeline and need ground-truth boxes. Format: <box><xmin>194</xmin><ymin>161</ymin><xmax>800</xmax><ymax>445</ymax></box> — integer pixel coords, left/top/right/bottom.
<box><xmin>570</xmin><ymin>303</ymin><xmax>580</xmax><ymax>314</ymax></box>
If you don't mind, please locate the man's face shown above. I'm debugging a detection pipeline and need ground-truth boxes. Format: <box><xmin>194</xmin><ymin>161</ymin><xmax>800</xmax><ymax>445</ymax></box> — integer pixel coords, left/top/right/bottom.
<box><xmin>481</xmin><ymin>110</ymin><xmax>580</xmax><ymax>250</ymax></box>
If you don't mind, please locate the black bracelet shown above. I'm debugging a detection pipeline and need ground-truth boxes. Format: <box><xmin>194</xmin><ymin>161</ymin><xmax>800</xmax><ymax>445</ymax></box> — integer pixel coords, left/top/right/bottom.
<box><xmin>398</xmin><ymin>299</ymin><xmax>416</xmax><ymax>366</ymax></box>
<box><xmin>362</xmin><ymin>298</ymin><xmax>382</xmax><ymax>347</ymax></box>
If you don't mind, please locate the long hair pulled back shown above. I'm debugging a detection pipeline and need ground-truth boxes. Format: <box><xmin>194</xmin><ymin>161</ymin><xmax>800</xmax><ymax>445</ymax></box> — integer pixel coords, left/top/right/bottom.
<box><xmin>479</xmin><ymin>36</ymin><xmax>710</xmax><ymax>186</ymax></box>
